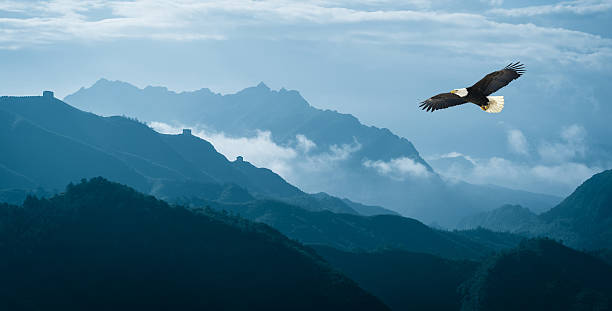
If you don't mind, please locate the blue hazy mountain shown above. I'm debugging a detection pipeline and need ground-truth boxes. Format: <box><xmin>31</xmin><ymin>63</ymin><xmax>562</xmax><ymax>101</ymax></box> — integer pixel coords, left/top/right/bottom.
<box><xmin>0</xmin><ymin>93</ymin><xmax>367</xmax><ymax>215</ymax></box>
<box><xmin>340</xmin><ymin>197</ymin><xmax>399</xmax><ymax>216</ymax></box>
<box><xmin>457</xmin><ymin>204</ymin><xmax>541</xmax><ymax>233</ymax></box>
<box><xmin>538</xmin><ymin>169</ymin><xmax>612</xmax><ymax>250</ymax></box>
<box><xmin>0</xmin><ymin>177</ymin><xmax>388</xmax><ymax>310</ymax></box>
<box><xmin>67</xmin><ymin>80</ymin><xmax>429</xmax><ymax>165</ymax></box>
<box><xmin>65</xmin><ymin>79</ymin><xmax>560</xmax><ymax>226</ymax></box>
<box><xmin>457</xmin><ymin>169</ymin><xmax>612</xmax><ymax>250</ymax></box>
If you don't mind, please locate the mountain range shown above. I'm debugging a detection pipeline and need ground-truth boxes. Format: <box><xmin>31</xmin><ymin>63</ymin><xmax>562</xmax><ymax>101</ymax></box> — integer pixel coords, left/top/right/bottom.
<box><xmin>459</xmin><ymin>169</ymin><xmax>612</xmax><ymax>250</ymax></box>
<box><xmin>1</xmin><ymin>91</ymin><xmax>611</xmax><ymax>310</ymax></box>
<box><xmin>0</xmin><ymin>93</ymin><xmax>372</xmax><ymax>216</ymax></box>
<box><xmin>0</xmin><ymin>93</ymin><xmax>522</xmax><ymax>260</ymax></box>
<box><xmin>2</xmin><ymin>176</ymin><xmax>608</xmax><ymax>310</ymax></box>
<box><xmin>64</xmin><ymin>80</ymin><xmax>560</xmax><ymax>226</ymax></box>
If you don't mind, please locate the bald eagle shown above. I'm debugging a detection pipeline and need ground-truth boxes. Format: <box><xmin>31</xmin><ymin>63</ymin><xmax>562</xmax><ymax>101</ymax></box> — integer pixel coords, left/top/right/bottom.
<box><xmin>419</xmin><ymin>62</ymin><xmax>525</xmax><ymax>113</ymax></box>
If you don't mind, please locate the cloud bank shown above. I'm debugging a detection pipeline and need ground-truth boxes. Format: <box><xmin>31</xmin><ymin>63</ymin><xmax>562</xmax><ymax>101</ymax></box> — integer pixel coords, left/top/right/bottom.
<box><xmin>489</xmin><ymin>0</ymin><xmax>612</xmax><ymax>17</ymax></box>
<box><xmin>0</xmin><ymin>0</ymin><xmax>610</xmax><ymax>68</ymax></box>
<box><xmin>428</xmin><ymin>124</ymin><xmax>606</xmax><ymax>196</ymax></box>
<box><xmin>153</xmin><ymin>121</ymin><xmax>606</xmax><ymax>197</ymax></box>
<box><xmin>149</xmin><ymin>121</ymin><xmax>363</xmax><ymax>186</ymax></box>
<box><xmin>363</xmin><ymin>157</ymin><xmax>431</xmax><ymax>180</ymax></box>
<box><xmin>507</xmin><ymin>129</ymin><xmax>529</xmax><ymax>155</ymax></box>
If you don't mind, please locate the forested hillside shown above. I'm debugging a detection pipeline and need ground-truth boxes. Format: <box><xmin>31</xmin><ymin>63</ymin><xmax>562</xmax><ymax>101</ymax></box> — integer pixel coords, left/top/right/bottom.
<box><xmin>0</xmin><ymin>178</ymin><xmax>388</xmax><ymax>311</ymax></box>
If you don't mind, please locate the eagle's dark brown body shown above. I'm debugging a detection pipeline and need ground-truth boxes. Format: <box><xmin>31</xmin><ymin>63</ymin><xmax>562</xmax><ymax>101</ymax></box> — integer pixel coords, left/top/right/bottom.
<box><xmin>464</xmin><ymin>86</ymin><xmax>490</xmax><ymax>107</ymax></box>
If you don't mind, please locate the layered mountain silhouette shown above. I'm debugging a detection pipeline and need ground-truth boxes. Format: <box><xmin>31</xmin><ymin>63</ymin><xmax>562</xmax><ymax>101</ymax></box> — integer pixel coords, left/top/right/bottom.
<box><xmin>0</xmin><ymin>177</ymin><xmax>388</xmax><ymax>310</ymax></box>
<box><xmin>184</xmin><ymin>197</ymin><xmax>521</xmax><ymax>260</ymax></box>
<box><xmin>0</xmin><ymin>93</ymin><xmax>521</xmax><ymax>259</ymax></box>
<box><xmin>65</xmin><ymin>80</ymin><xmax>560</xmax><ymax>226</ymax></box>
<box><xmin>0</xmin><ymin>93</ymin><xmax>376</xmax><ymax>215</ymax></box>
<box><xmin>1</xmin><ymin>90</ymin><xmax>609</xmax><ymax>311</ymax></box>
<box><xmin>459</xmin><ymin>169</ymin><xmax>612</xmax><ymax>250</ymax></box>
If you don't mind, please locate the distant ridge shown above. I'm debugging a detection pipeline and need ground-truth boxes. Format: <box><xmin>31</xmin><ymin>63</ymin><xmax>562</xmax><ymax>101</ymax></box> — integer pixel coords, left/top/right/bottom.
<box><xmin>457</xmin><ymin>169</ymin><xmax>612</xmax><ymax>250</ymax></box>
<box><xmin>0</xmin><ymin>93</ymin><xmax>359</xmax><ymax>215</ymax></box>
<box><xmin>65</xmin><ymin>80</ymin><xmax>561</xmax><ymax>226</ymax></box>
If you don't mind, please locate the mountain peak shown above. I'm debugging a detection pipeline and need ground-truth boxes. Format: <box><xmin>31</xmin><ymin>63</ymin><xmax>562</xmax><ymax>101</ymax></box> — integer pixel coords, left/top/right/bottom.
<box><xmin>94</xmin><ymin>78</ymin><xmax>110</xmax><ymax>84</ymax></box>
<box><xmin>90</xmin><ymin>78</ymin><xmax>138</xmax><ymax>90</ymax></box>
<box><xmin>256</xmin><ymin>81</ymin><xmax>270</xmax><ymax>90</ymax></box>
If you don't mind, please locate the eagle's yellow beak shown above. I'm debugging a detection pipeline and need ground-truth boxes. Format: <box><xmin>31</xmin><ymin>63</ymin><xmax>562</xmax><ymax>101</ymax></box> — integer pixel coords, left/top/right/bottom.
<box><xmin>450</xmin><ymin>90</ymin><xmax>456</xmax><ymax>94</ymax></box>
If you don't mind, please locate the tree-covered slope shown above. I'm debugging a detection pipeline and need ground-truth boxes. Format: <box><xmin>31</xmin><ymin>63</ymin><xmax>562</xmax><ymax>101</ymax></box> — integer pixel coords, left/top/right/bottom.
<box><xmin>182</xmin><ymin>198</ymin><xmax>521</xmax><ymax>260</ymax></box>
<box><xmin>460</xmin><ymin>238</ymin><xmax>612</xmax><ymax>311</ymax></box>
<box><xmin>0</xmin><ymin>178</ymin><xmax>388</xmax><ymax>311</ymax></box>
<box><xmin>454</xmin><ymin>169</ymin><xmax>612</xmax><ymax>251</ymax></box>
<box><xmin>538</xmin><ymin>169</ymin><xmax>612</xmax><ymax>249</ymax></box>
<box><xmin>313</xmin><ymin>245</ymin><xmax>478</xmax><ymax>311</ymax></box>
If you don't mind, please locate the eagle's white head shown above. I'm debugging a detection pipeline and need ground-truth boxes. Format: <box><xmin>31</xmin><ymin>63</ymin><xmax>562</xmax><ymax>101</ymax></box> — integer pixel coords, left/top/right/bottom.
<box><xmin>450</xmin><ymin>88</ymin><xmax>468</xmax><ymax>97</ymax></box>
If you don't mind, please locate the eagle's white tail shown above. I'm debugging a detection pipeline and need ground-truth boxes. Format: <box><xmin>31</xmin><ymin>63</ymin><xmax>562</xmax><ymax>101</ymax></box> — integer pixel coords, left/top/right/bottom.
<box><xmin>485</xmin><ymin>96</ymin><xmax>504</xmax><ymax>113</ymax></box>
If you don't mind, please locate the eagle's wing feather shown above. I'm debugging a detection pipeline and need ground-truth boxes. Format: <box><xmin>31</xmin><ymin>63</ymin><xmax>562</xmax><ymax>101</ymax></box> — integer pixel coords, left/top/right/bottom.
<box><xmin>471</xmin><ymin>62</ymin><xmax>525</xmax><ymax>96</ymax></box>
<box><xmin>419</xmin><ymin>92</ymin><xmax>467</xmax><ymax>112</ymax></box>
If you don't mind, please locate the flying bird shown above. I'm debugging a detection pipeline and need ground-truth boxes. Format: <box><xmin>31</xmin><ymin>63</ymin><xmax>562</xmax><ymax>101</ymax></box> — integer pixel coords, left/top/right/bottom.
<box><xmin>419</xmin><ymin>62</ymin><xmax>525</xmax><ymax>113</ymax></box>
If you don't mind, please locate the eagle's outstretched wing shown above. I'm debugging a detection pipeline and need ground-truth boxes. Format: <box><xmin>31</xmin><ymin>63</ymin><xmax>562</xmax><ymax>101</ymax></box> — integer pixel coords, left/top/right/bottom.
<box><xmin>419</xmin><ymin>93</ymin><xmax>467</xmax><ymax>112</ymax></box>
<box><xmin>471</xmin><ymin>62</ymin><xmax>525</xmax><ymax>96</ymax></box>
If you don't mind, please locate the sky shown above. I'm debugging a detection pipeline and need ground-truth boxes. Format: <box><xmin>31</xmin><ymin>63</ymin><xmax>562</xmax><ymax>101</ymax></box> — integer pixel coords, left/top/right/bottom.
<box><xmin>1</xmin><ymin>0</ymin><xmax>611</xmax><ymax>196</ymax></box>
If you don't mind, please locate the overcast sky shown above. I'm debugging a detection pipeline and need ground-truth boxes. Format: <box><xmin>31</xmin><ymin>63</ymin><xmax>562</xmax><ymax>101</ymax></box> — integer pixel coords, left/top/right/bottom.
<box><xmin>1</xmin><ymin>0</ymin><xmax>610</xmax><ymax>196</ymax></box>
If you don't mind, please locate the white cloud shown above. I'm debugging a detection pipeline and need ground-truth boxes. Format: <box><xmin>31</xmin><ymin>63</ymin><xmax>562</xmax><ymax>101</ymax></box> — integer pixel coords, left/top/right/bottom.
<box><xmin>148</xmin><ymin>121</ymin><xmax>361</xmax><ymax>184</ymax></box>
<box><xmin>150</xmin><ymin>121</ymin><xmax>297</xmax><ymax>177</ymax></box>
<box><xmin>538</xmin><ymin>124</ymin><xmax>587</xmax><ymax>163</ymax></box>
<box><xmin>428</xmin><ymin>151</ymin><xmax>478</xmax><ymax>165</ymax></box>
<box><xmin>435</xmin><ymin>151</ymin><xmax>475</xmax><ymax>161</ymax></box>
<box><xmin>363</xmin><ymin>157</ymin><xmax>431</xmax><ymax>180</ymax></box>
<box><xmin>561</xmin><ymin>123</ymin><xmax>587</xmax><ymax>142</ymax></box>
<box><xmin>531</xmin><ymin>162</ymin><xmax>598</xmax><ymax>186</ymax></box>
<box><xmin>481</xmin><ymin>0</ymin><xmax>503</xmax><ymax>6</ymax></box>
<box><xmin>200</xmin><ymin>130</ymin><xmax>298</xmax><ymax>177</ymax></box>
<box><xmin>489</xmin><ymin>0</ymin><xmax>612</xmax><ymax>17</ymax></box>
<box><xmin>295</xmin><ymin>134</ymin><xmax>316</xmax><ymax>153</ymax></box>
<box><xmin>431</xmin><ymin>153</ymin><xmax>601</xmax><ymax>196</ymax></box>
<box><xmin>320</xmin><ymin>0</ymin><xmax>434</xmax><ymax>10</ymax></box>
<box><xmin>299</xmin><ymin>141</ymin><xmax>361</xmax><ymax>176</ymax></box>
<box><xmin>429</xmin><ymin>124</ymin><xmax>604</xmax><ymax>196</ymax></box>
<box><xmin>507</xmin><ymin>129</ymin><xmax>528</xmax><ymax>155</ymax></box>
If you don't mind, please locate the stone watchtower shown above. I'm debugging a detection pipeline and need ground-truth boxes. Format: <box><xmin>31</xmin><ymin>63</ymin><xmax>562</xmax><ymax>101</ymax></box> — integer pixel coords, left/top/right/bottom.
<box><xmin>43</xmin><ymin>91</ymin><xmax>54</xmax><ymax>98</ymax></box>
<box><xmin>182</xmin><ymin>129</ymin><xmax>192</xmax><ymax>136</ymax></box>
<box><xmin>236</xmin><ymin>156</ymin><xmax>244</xmax><ymax>162</ymax></box>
